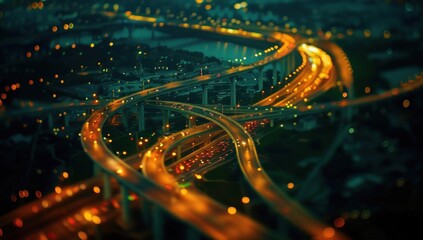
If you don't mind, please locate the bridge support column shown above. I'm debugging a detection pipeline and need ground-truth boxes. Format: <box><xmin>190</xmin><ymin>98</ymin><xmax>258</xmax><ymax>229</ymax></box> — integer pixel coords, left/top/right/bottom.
<box><xmin>186</xmin><ymin>226</ymin><xmax>201</xmax><ymax>240</ymax></box>
<box><xmin>279</xmin><ymin>59</ymin><xmax>286</xmax><ymax>83</ymax></box>
<box><xmin>272</xmin><ymin>62</ymin><xmax>278</xmax><ymax>86</ymax></box>
<box><xmin>287</xmin><ymin>54</ymin><xmax>292</xmax><ymax>74</ymax></box>
<box><xmin>120</xmin><ymin>108</ymin><xmax>129</xmax><ymax>131</ymax></box>
<box><xmin>93</xmin><ymin>164</ymin><xmax>101</xmax><ymax>176</ymax></box>
<box><xmin>162</xmin><ymin>110</ymin><xmax>170</xmax><ymax>134</ymax></box>
<box><xmin>277</xmin><ymin>217</ymin><xmax>289</xmax><ymax>236</ymax></box>
<box><xmin>140</xmin><ymin>199</ymin><xmax>151</xmax><ymax>226</ymax></box>
<box><xmin>138</xmin><ymin>102</ymin><xmax>145</xmax><ymax>132</ymax></box>
<box><xmin>128</xmin><ymin>26</ymin><xmax>133</xmax><ymax>39</ymax></box>
<box><xmin>230</xmin><ymin>78</ymin><xmax>237</xmax><ymax>107</ymax></box>
<box><xmin>258</xmin><ymin>67</ymin><xmax>264</xmax><ymax>91</ymax></box>
<box><xmin>152</xmin><ymin>205</ymin><xmax>164</xmax><ymax>240</ymax></box>
<box><xmin>286</xmin><ymin>54</ymin><xmax>292</xmax><ymax>74</ymax></box>
<box><xmin>63</xmin><ymin>113</ymin><xmax>69</xmax><ymax>128</ymax></box>
<box><xmin>76</xmin><ymin>34</ymin><xmax>81</xmax><ymax>44</ymax></box>
<box><xmin>288</xmin><ymin>53</ymin><xmax>296</xmax><ymax>73</ymax></box>
<box><xmin>47</xmin><ymin>112</ymin><xmax>54</xmax><ymax>130</ymax></box>
<box><xmin>152</xmin><ymin>25</ymin><xmax>156</xmax><ymax>40</ymax></box>
<box><xmin>188</xmin><ymin>114</ymin><xmax>196</xmax><ymax>128</ymax></box>
<box><xmin>201</xmin><ymin>84</ymin><xmax>209</xmax><ymax>105</ymax></box>
<box><xmin>103</xmin><ymin>173</ymin><xmax>112</xmax><ymax>200</ymax></box>
<box><xmin>119</xmin><ymin>185</ymin><xmax>133</xmax><ymax>229</ymax></box>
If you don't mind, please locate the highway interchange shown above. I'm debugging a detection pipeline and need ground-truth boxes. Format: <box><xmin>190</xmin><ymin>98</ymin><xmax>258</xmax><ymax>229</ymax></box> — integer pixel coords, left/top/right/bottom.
<box><xmin>1</xmin><ymin>10</ymin><xmax>422</xmax><ymax>240</ymax></box>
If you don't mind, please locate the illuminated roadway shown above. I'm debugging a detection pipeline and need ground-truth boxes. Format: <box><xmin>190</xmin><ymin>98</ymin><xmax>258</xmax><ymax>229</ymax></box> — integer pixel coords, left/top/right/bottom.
<box><xmin>140</xmin><ymin>38</ymin><xmax>421</xmax><ymax>240</ymax></box>
<box><xmin>4</xmin><ymin>71</ymin><xmax>419</xmax><ymax>239</ymax></box>
<box><xmin>0</xmin><ymin>19</ymin><xmax>298</xmax><ymax>240</ymax></box>
<box><xmin>79</xmin><ymin>16</ymin><xmax>301</xmax><ymax>240</ymax></box>
<box><xmin>80</xmin><ymin>17</ymin><xmax>349</xmax><ymax>239</ymax></box>
<box><xmin>254</xmin><ymin>43</ymin><xmax>335</xmax><ymax>108</ymax></box>
<box><xmin>139</xmin><ymin>41</ymin><xmax>349</xmax><ymax>240</ymax></box>
<box><xmin>141</xmin><ymin>101</ymin><xmax>282</xmax><ymax>239</ymax></box>
<box><xmin>2</xmin><ymin>10</ymin><xmax>422</xmax><ymax>240</ymax></box>
<box><xmin>143</xmin><ymin>99</ymin><xmax>349</xmax><ymax>240</ymax></box>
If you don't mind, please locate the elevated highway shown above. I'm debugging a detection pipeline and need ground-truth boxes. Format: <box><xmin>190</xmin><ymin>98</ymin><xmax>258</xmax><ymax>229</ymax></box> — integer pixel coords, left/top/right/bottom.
<box><xmin>78</xmin><ymin>14</ymin><xmax>301</xmax><ymax>240</ymax></box>
<box><xmin>3</xmin><ymin>9</ymin><xmax>421</xmax><ymax>240</ymax></box>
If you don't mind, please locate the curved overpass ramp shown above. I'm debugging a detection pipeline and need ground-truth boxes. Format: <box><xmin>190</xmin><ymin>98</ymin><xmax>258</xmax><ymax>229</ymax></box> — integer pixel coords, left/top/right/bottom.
<box><xmin>80</xmin><ymin>21</ymin><xmax>299</xmax><ymax>239</ymax></box>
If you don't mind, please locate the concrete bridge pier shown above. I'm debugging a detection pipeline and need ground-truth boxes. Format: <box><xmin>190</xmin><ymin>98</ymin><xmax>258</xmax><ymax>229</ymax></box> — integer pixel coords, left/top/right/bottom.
<box><xmin>288</xmin><ymin>52</ymin><xmax>296</xmax><ymax>74</ymax></box>
<box><xmin>151</xmin><ymin>25</ymin><xmax>156</xmax><ymax>40</ymax></box>
<box><xmin>120</xmin><ymin>108</ymin><xmax>129</xmax><ymax>131</ymax></box>
<box><xmin>138</xmin><ymin>102</ymin><xmax>145</xmax><ymax>132</ymax></box>
<box><xmin>63</xmin><ymin>113</ymin><xmax>69</xmax><ymax>128</ymax></box>
<box><xmin>277</xmin><ymin>216</ymin><xmax>289</xmax><ymax>237</ymax></box>
<box><xmin>126</xmin><ymin>26</ymin><xmax>133</xmax><ymax>39</ymax></box>
<box><xmin>93</xmin><ymin>163</ymin><xmax>102</xmax><ymax>176</ymax></box>
<box><xmin>76</xmin><ymin>33</ymin><xmax>81</xmax><ymax>44</ymax></box>
<box><xmin>103</xmin><ymin>173</ymin><xmax>112</xmax><ymax>200</ymax></box>
<box><xmin>186</xmin><ymin>226</ymin><xmax>201</xmax><ymax>240</ymax></box>
<box><xmin>140</xmin><ymin>199</ymin><xmax>152</xmax><ymax>226</ymax></box>
<box><xmin>287</xmin><ymin>54</ymin><xmax>292</xmax><ymax>75</ymax></box>
<box><xmin>162</xmin><ymin>110</ymin><xmax>170</xmax><ymax>134</ymax></box>
<box><xmin>230</xmin><ymin>78</ymin><xmax>237</xmax><ymax>107</ymax></box>
<box><xmin>258</xmin><ymin>67</ymin><xmax>264</xmax><ymax>91</ymax></box>
<box><xmin>47</xmin><ymin>112</ymin><xmax>54</xmax><ymax>130</ymax></box>
<box><xmin>286</xmin><ymin>54</ymin><xmax>291</xmax><ymax>74</ymax></box>
<box><xmin>279</xmin><ymin>59</ymin><xmax>286</xmax><ymax>83</ymax></box>
<box><xmin>187</xmin><ymin>114</ymin><xmax>196</xmax><ymax>128</ymax></box>
<box><xmin>201</xmin><ymin>84</ymin><xmax>209</xmax><ymax>105</ymax></box>
<box><xmin>119</xmin><ymin>185</ymin><xmax>134</xmax><ymax>229</ymax></box>
<box><xmin>152</xmin><ymin>205</ymin><xmax>165</xmax><ymax>240</ymax></box>
<box><xmin>272</xmin><ymin>62</ymin><xmax>278</xmax><ymax>86</ymax></box>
